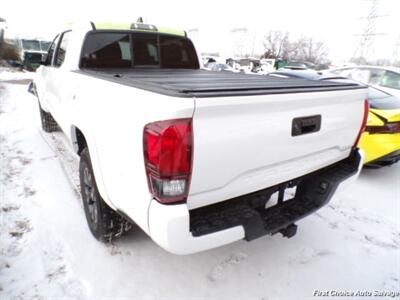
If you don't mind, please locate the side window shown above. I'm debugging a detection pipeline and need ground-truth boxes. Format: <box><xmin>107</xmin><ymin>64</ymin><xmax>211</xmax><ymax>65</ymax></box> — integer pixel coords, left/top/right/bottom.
<box><xmin>380</xmin><ymin>71</ymin><xmax>400</xmax><ymax>90</ymax></box>
<box><xmin>369</xmin><ymin>68</ymin><xmax>385</xmax><ymax>85</ymax></box>
<box><xmin>348</xmin><ymin>68</ymin><xmax>370</xmax><ymax>83</ymax></box>
<box><xmin>46</xmin><ymin>35</ymin><xmax>59</xmax><ymax>65</ymax></box>
<box><xmin>54</xmin><ymin>31</ymin><xmax>71</xmax><ymax>67</ymax></box>
<box><xmin>81</xmin><ymin>33</ymin><xmax>131</xmax><ymax>68</ymax></box>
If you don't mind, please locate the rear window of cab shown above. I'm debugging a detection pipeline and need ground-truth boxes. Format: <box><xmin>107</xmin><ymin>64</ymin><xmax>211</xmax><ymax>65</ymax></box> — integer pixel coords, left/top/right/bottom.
<box><xmin>80</xmin><ymin>31</ymin><xmax>199</xmax><ymax>69</ymax></box>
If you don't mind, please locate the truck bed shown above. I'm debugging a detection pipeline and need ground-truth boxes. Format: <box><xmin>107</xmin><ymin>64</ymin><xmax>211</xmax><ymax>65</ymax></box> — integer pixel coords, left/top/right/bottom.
<box><xmin>78</xmin><ymin>69</ymin><xmax>363</xmax><ymax>98</ymax></box>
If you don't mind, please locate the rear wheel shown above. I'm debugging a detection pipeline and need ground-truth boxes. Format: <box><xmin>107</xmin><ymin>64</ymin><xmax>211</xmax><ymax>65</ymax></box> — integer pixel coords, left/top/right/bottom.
<box><xmin>38</xmin><ymin>102</ymin><xmax>59</xmax><ymax>132</ymax></box>
<box><xmin>79</xmin><ymin>147</ymin><xmax>132</xmax><ymax>242</ymax></box>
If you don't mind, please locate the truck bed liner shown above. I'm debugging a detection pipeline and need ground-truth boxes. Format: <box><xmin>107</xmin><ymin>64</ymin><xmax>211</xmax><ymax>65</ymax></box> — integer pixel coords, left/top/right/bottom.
<box><xmin>78</xmin><ymin>69</ymin><xmax>364</xmax><ymax>98</ymax></box>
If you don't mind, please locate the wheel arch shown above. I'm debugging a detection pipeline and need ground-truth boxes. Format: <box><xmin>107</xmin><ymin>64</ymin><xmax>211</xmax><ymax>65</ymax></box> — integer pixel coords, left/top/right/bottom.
<box><xmin>70</xmin><ymin>125</ymin><xmax>87</xmax><ymax>156</ymax></box>
<box><xmin>32</xmin><ymin>77</ymin><xmax>51</xmax><ymax>113</ymax></box>
<box><xmin>71</xmin><ymin>125</ymin><xmax>117</xmax><ymax>211</ymax></box>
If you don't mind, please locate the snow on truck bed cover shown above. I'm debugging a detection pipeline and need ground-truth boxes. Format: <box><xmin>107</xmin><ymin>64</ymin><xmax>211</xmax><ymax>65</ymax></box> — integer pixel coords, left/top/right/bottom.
<box><xmin>76</xmin><ymin>69</ymin><xmax>365</xmax><ymax>98</ymax></box>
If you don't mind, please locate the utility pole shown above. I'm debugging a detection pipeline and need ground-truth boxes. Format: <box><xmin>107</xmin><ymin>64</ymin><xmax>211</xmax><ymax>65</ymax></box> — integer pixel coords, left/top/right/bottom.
<box><xmin>250</xmin><ymin>29</ymin><xmax>258</xmax><ymax>58</ymax></box>
<box><xmin>0</xmin><ymin>17</ymin><xmax>6</xmax><ymax>44</ymax></box>
<box><xmin>353</xmin><ymin>0</ymin><xmax>387</xmax><ymax>63</ymax></box>
<box><xmin>230</xmin><ymin>27</ymin><xmax>248</xmax><ymax>57</ymax></box>
<box><xmin>393</xmin><ymin>34</ymin><xmax>400</xmax><ymax>66</ymax></box>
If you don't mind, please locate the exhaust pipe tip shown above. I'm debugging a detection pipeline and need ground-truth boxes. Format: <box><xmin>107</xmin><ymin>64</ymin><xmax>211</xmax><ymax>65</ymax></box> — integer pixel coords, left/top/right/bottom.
<box><xmin>279</xmin><ymin>224</ymin><xmax>298</xmax><ymax>238</ymax></box>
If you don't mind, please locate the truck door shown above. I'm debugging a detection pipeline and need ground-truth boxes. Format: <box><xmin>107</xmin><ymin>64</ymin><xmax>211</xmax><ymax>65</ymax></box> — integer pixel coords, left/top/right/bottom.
<box><xmin>37</xmin><ymin>34</ymin><xmax>59</xmax><ymax>112</ymax></box>
<box><xmin>40</xmin><ymin>31</ymin><xmax>72</xmax><ymax>132</ymax></box>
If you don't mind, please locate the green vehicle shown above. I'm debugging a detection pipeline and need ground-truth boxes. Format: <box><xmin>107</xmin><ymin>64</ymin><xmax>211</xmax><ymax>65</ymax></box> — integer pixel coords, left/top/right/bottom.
<box><xmin>14</xmin><ymin>38</ymin><xmax>51</xmax><ymax>70</ymax></box>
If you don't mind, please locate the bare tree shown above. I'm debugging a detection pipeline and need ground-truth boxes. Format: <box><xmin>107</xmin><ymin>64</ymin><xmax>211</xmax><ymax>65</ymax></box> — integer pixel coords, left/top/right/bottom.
<box><xmin>261</xmin><ymin>31</ymin><xmax>328</xmax><ymax>64</ymax></box>
<box><xmin>261</xmin><ymin>31</ymin><xmax>293</xmax><ymax>60</ymax></box>
<box><xmin>0</xmin><ymin>42</ymin><xmax>19</xmax><ymax>61</ymax></box>
<box><xmin>294</xmin><ymin>37</ymin><xmax>328</xmax><ymax>64</ymax></box>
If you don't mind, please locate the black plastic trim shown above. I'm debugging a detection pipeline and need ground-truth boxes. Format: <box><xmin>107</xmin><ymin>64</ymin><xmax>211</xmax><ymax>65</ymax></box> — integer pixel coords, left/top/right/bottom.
<box><xmin>292</xmin><ymin>115</ymin><xmax>321</xmax><ymax>136</ymax></box>
<box><xmin>27</xmin><ymin>81</ymin><xmax>37</xmax><ymax>96</ymax></box>
<box><xmin>365</xmin><ymin>149</ymin><xmax>400</xmax><ymax>167</ymax></box>
<box><xmin>189</xmin><ymin>150</ymin><xmax>362</xmax><ymax>241</ymax></box>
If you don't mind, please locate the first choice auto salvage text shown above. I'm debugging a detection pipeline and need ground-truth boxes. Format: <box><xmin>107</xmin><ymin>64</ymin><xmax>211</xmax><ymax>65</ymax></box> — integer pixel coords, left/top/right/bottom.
<box><xmin>313</xmin><ymin>290</ymin><xmax>400</xmax><ymax>298</ymax></box>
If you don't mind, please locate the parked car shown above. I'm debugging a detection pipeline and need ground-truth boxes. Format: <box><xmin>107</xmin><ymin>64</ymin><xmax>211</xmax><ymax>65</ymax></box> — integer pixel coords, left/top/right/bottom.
<box><xmin>8</xmin><ymin>38</ymin><xmax>52</xmax><ymax>70</ymax></box>
<box><xmin>30</xmin><ymin>22</ymin><xmax>367</xmax><ymax>254</ymax></box>
<box><xmin>226</xmin><ymin>57</ymin><xmax>259</xmax><ymax>73</ymax></box>
<box><xmin>282</xmin><ymin>61</ymin><xmax>315</xmax><ymax>70</ymax></box>
<box><xmin>256</xmin><ymin>58</ymin><xmax>276</xmax><ymax>74</ymax></box>
<box><xmin>201</xmin><ymin>56</ymin><xmax>217</xmax><ymax>69</ymax></box>
<box><xmin>210</xmin><ymin>63</ymin><xmax>238</xmax><ymax>73</ymax></box>
<box><xmin>269</xmin><ymin>69</ymin><xmax>400</xmax><ymax>167</ymax></box>
<box><xmin>39</xmin><ymin>40</ymin><xmax>51</xmax><ymax>52</ymax></box>
<box><xmin>331</xmin><ymin>66</ymin><xmax>400</xmax><ymax>98</ymax></box>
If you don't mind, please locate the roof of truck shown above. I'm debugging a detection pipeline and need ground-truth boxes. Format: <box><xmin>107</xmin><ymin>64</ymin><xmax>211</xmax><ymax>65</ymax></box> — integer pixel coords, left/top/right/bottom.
<box><xmin>77</xmin><ymin>69</ymin><xmax>366</xmax><ymax>98</ymax></box>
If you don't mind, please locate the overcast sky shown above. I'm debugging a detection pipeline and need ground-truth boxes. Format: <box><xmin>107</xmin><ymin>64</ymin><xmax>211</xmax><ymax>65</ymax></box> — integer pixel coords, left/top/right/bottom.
<box><xmin>2</xmin><ymin>0</ymin><xmax>400</xmax><ymax>62</ymax></box>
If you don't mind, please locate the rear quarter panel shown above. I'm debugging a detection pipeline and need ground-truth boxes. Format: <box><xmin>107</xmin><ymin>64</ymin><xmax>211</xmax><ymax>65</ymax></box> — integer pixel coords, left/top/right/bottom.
<box><xmin>69</xmin><ymin>72</ymin><xmax>194</xmax><ymax>233</ymax></box>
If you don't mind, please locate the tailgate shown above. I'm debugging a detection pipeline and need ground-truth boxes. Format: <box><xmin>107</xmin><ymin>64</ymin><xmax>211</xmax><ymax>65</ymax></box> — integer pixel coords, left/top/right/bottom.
<box><xmin>187</xmin><ymin>88</ymin><xmax>367</xmax><ymax>209</ymax></box>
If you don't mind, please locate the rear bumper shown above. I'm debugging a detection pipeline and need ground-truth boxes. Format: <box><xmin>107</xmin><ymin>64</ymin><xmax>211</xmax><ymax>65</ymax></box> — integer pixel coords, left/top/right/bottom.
<box><xmin>366</xmin><ymin>149</ymin><xmax>400</xmax><ymax>168</ymax></box>
<box><xmin>148</xmin><ymin>149</ymin><xmax>364</xmax><ymax>255</ymax></box>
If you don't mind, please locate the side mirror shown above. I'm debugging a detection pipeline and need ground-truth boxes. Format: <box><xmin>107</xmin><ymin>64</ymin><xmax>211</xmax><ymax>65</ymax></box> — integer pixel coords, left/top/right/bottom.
<box><xmin>41</xmin><ymin>53</ymin><xmax>49</xmax><ymax>65</ymax></box>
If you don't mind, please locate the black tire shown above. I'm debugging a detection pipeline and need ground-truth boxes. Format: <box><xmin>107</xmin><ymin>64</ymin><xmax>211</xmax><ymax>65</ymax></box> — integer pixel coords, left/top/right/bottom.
<box><xmin>79</xmin><ymin>147</ymin><xmax>132</xmax><ymax>242</ymax></box>
<box><xmin>38</xmin><ymin>102</ymin><xmax>59</xmax><ymax>132</ymax></box>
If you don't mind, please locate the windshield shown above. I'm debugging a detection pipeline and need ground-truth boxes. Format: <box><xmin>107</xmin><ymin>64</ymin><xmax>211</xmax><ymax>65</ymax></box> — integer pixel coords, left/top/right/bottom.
<box><xmin>380</xmin><ymin>71</ymin><xmax>400</xmax><ymax>90</ymax></box>
<box><xmin>40</xmin><ymin>41</ymin><xmax>52</xmax><ymax>51</ymax></box>
<box><xmin>22</xmin><ymin>40</ymin><xmax>41</xmax><ymax>51</ymax></box>
<box><xmin>81</xmin><ymin>31</ymin><xmax>199</xmax><ymax>69</ymax></box>
<box><xmin>220</xmin><ymin>64</ymin><xmax>231</xmax><ymax>70</ymax></box>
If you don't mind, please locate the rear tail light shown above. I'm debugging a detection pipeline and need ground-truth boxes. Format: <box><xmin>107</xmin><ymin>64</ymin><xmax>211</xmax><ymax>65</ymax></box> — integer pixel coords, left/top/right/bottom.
<box><xmin>143</xmin><ymin>118</ymin><xmax>193</xmax><ymax>204</ymax></box>
<box><xmin>354</xmin><ymin>100</ymin><xmax>370</xmax><ymax>147</ymax></box>
<box><xmin>366</xmin><ymin>122</ymin><xmax>400</xmax><ymax>134</ymax></box>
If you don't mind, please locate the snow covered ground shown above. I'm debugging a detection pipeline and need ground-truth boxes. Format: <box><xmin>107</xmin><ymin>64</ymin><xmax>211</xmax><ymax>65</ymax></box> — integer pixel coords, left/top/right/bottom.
<box><xmin>0</xmin><ymin>81</ymin><xmax>399</xmax><ymax>300</ymax></box>
<box><xmin>0</xmin><ymin>68</ymin><xmax>36</xmax><ymax>82</ymax></box>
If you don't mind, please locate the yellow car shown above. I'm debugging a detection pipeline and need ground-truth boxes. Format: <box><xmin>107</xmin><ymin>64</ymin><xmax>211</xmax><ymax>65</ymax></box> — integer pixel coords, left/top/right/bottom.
<box><xmin>359</xmin><ymin>87</ymin><xmax>400</xmax><ymax>167</ymax></box>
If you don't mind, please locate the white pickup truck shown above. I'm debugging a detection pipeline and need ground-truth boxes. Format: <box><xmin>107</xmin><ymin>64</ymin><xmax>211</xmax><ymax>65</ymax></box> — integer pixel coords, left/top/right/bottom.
<box><xmin>31</xmin><ymin>22</ymin><xmax>368</xmax><ymax>254</ymax></box>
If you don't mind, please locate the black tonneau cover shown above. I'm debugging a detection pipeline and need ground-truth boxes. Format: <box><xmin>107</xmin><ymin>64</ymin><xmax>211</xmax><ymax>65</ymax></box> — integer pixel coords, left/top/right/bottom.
<box><xmin>77</xmin><ymin>69</ymin><xmax>365</xmax><ymax>98</ymax></box>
